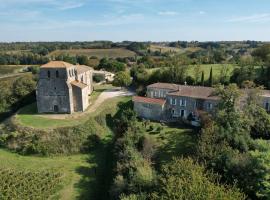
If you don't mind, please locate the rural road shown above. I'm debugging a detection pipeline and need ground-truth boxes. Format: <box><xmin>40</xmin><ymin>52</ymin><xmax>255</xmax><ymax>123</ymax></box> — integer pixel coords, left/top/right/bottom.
<box><xmin>38</xmin><ymin>87</ymin><xmax>135</xmax><ymax>120</ymax></box>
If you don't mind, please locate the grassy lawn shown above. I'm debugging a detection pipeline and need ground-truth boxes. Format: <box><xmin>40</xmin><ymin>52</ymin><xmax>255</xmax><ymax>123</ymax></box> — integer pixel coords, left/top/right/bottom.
<box><xmin>90</xmin><ymin>84</ymin><xmax>114</xmax><ymax>103</ymax></box>
<box><xmin>15</xmin><ymin>103</ymin><xmax>81</xmax><ymax>129</ymax></box>
<box><xmin>49</xmin><ymin>48</ymin><xmax>136</xmax><ymax>58</ymax></box>
<box><xmin>143</xmin><ymin>122</ymin><xmax>198</xmax><ymax>166</ymax></box>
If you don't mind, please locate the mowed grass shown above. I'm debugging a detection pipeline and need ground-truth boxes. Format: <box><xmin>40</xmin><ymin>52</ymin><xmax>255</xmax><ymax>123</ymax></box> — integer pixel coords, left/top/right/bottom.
<box><xmin>16</xmin><ymin>103</ymin><xmax>81</xmax><ymax>129</ymax></box>
<box><xmin>49</xmin><ymin>48</ymin><xmax>136</xmax><ymax>58</ymax></box>
<box><xmin>143</xmin><ymin>122</ymin><xmax>198</xmax><ymax>165</ymax></box>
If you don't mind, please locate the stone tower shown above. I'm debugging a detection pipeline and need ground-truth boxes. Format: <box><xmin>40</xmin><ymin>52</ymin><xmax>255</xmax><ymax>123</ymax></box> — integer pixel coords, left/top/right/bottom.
<box><xmin>36</xmin><ymin>61</ymin><xmax>93</xmax><ymax>114</ymax></box>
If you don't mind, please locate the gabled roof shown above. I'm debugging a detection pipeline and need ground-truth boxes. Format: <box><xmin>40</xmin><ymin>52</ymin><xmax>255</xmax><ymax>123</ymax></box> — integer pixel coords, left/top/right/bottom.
<box><xmin>168</xmin><ymin>85</ymin><xmax>219</xmax><ymax>100</ymax></box>
<box><xmin>71</xmin><ymin>81</ymin><xmax>88</xmax><ymax>89</ymax></box>
<box><xmin>41</xmin><ymin>61</ymin><xmax>74</xmax><ymax>68</ymax></box>
<box><xmin>133</xmin><ymin>96</ymin><xmax>166</xmax><ymax>105</ymax></box>
<box><xmin>147</xmin><ymin>82</ymin><xmax>179</xmax><ymax>91</ymax></box>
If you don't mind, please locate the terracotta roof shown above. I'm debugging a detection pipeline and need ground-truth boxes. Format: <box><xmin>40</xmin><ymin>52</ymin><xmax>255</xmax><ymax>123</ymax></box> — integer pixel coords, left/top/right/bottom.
<box><xmin>40</xmin><ymin>61</ymin><xmax>74</xmax><ymax>68</ymax></box>
<box><xmin>76</xmin><ymin>65</ymin><xmax>93</xmax><ymax>74</ymax></box>
<box><xmin>147</xmin><ymin>82</ymin><xmax>179</xmax><ymax>91</ymax></box>
<box><xmin>168</xmin><ymin>85</ymin><xmax>219</xmax><ymax>100</ymax></box>
<box><xmin>71</xmin><ymin>81</ymin><xmax>88</xmax><ymax>89</ymax></box>
<box><xmin>133</xmin><ymin>96</ymin><xmax>166</xmax><ymax>105</ymax></box>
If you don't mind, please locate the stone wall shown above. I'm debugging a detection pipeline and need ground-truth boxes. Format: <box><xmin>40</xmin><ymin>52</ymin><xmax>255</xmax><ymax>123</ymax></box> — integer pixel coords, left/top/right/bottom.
<box><xmin>166</xmin><ymin>95</ymin><xmax>218</xmax><ymax>119</ymax></box>
<box><xmin>37</xmin><ymin>68</ymin><xmax>73</xmax><ymax>113</ymax></box>
<box><xmin>134</xmin><ymin>101</ymin><xmax>165</xmax><ymax>121</ymax></box>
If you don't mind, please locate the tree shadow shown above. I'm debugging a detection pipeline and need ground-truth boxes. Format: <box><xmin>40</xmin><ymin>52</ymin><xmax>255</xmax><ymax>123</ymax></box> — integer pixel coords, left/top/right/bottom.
<box><xmin>75</xmin><ymin>139</ymin><xmax>114</xmax><ymax>200</ymax></box>
<box><xmin>74</xmin><ymin>100</ymin><xmax>133</xmax><ymax>200</ymax></box>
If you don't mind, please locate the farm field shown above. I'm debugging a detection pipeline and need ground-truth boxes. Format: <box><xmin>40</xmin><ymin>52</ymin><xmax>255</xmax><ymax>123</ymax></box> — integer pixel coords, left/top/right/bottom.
<box><xmin>49</xmin><ymin>48</ymin><xmax>136</xmax><ymax>58</ymax></box>
<box><xmin>0</xmin><ymin>149</ymin><xmax>96</xmax><ymax>200</ymax></box>
<box><xmin>186</xmin><ymin>64</ymin><xmax>236</xmax><ymax>80</ymax></box>
<box><xmin>0</xmin><ymin>65</ymin><xmax>30</xmax><ymax>75</ymax></box>
<box><xmin>149</xmin><ymin>45</ymin><xmax>184</xmax><ymax>53</ymax></box>
<box><xmin>148</xmin><ymin>64</ymin><xmax>236</xmax><ymax>80</ymax></box>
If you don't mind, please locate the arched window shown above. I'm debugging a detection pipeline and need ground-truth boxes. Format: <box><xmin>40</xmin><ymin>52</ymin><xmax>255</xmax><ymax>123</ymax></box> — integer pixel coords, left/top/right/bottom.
<box><xmin>47</xmin><ymin>70</ymin><xmax>50</xmax><ymax>78</ymax></box>
<box><xmin>81</xmin><ymin>76</ymin><xmax>84</xmax><ymax>82</ymax></box>
<box><xmin>69</xmin><ymin>70</ymin><xmax>72</xmax><ymax>77</ymax></box>
<box><xmin>56</xmin><ymin>70</ymin><xmax>59</xmax><ymax>78</ymax></box>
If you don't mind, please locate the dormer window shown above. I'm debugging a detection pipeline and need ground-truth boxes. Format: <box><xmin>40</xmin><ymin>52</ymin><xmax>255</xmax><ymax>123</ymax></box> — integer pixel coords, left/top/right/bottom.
<box><xmin>47</xmin><ymin>70</ymin><xmax>51</xmax><ymax>78</ymax></box>
<box><xmin>56</xmin><ymin>70</ymin><xmax>59</xmax><ymax>78</ymax></box>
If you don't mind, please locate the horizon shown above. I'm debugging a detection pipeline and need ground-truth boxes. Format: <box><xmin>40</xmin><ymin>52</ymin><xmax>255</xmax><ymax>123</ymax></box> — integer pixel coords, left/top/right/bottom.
<box><xmin>0</xmin><ymin>0</ymin><xmax>270</xmax><ymax>42</ymax></box>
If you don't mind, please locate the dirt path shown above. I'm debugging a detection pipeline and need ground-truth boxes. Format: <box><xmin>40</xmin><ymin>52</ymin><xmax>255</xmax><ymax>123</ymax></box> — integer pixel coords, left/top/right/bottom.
<box><xmin>38</xmin><ymin>87</ymin><xmax>134</xmax><ymax>120</ymax></box>
<box><xmin>0</xmin><ymin>72</ymin><xmax>31</xmax><ymax>79</ymax></box>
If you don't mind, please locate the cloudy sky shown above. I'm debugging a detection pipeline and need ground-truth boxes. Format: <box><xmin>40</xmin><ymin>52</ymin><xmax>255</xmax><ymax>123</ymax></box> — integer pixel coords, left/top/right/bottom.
<box><xmin>0</xmin><ymin>0</ymin><xmax>270</xmax><ymax>42</ymax></box>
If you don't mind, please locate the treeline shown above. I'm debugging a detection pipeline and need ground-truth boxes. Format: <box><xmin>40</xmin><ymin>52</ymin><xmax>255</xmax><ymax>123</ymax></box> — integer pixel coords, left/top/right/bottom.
<box><xmin>109</xmin><ymin>101</ymin><xmax>246</xmax><ymax>199</ymax></box>
<box><xmin>131</xmin><ymin>44</ymin><xmax>270</xmax><ymax>94</ymax></box>
<box><xmin>0</xmin><ymin>74</ymin><xmax>37</xmax><ymax>121</ymax></box>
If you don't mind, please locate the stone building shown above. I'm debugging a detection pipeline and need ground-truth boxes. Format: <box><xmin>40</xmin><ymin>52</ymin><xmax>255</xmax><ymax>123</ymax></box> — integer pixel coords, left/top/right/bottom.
<box><xmin>36</xmin><ymin>61</ymin><xmax>93</xmax><ymax>113</ymax></box>
<box><xmin>133</xmin><ymin>82</ymin><xmax>270</xmax><ymax>121</ymax></box>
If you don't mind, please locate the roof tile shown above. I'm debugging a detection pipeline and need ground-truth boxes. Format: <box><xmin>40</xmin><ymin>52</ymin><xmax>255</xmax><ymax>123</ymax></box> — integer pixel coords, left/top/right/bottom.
<box><xmin>133</xmin><ymin>96</ymin><xmax>166</xmax><ymax>105</ymax></box>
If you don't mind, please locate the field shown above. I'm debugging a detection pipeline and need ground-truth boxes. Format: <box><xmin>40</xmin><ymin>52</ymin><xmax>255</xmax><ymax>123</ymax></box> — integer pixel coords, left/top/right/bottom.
<box><xmin>49</xmin><ymin>48</ymin><xmax>136</xmax><ymax>58</ymax></box>
<box><xmin>148</xmin><ymin>64</ymin><xmax>236</xmax><ymax>81</ymax></box>
<box><xmin>0</xmin><ymin>65</ymin><xmax>29</xmax><ymax>76</ymax></box>
<box><xmin>186</xmin><ymin>64</ymin><xmax>236</xmax><ymax>80</ymax></box>
<box><xmin>149</xmin><ymin>45</ymin><xmax>183</xmax><ymax>54</ymax></box>
<box><xmin>0</xmin><ymin>149</ymin><xmax>94</xmax><ymax>199</ymax></box>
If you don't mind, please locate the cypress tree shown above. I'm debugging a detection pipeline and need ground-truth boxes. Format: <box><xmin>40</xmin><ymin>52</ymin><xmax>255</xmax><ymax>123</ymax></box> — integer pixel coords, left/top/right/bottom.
<box><xmin>208</xmin><ymin>67</ymin><xmax>213</xmax><ymax>86</ymax></box>
<box><xmin>201</xmin><ymin>71</ymin><xmax>204</xmax><ymax>86</ymax></box>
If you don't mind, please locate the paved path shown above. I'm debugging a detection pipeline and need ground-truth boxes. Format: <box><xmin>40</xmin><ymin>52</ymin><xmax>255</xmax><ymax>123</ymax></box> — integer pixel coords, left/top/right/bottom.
<box><xmin>37</xmin><ymin>87</ymin><xmax>135</xmax><ymax>120</ymax></box>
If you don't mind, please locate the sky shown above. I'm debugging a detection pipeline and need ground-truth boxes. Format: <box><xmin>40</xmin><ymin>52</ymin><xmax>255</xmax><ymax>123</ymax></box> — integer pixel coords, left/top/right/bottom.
<box><xmin>0</xmin><ymin>0</ymin><xmax>270</xmax><ymax>42</ymax></box>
